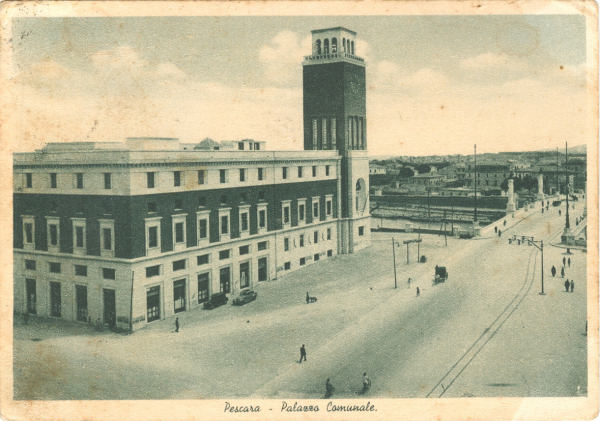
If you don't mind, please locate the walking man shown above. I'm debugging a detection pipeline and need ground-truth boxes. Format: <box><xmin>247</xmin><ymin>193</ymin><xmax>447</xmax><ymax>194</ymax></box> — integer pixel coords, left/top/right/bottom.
<box><xmin>299</xmin><ymin>344</ymin><xmax>307</xmax><ymax>363</ymax></box>
<box><xmin>306</xmin><ymin>292</ymin><xmax>310</xmax><ymax>304</ymax></box>
<box><xmin>416</xmin><ymin>287</ymin><xmax>420</xmax><ymax>297</ymax></box>
<box><xmin>407</xmin><ymin>277</ymin><xmax>411</xmax><ymax>288</ymax></box>
<box><xmin>561</xmin><ymin>267</ymin><xmax>565</xmax><ymax>278</ymax></box>
<box><xmin>362</xmin><ymin>372</ymin><xmax>371</xmax><ymax>394</ymax></box>
<box><xmin>564</xmin><ymin>279</ymin><xmax>570</xmax><ymax>292</ymax></box>
<box><xmin>175</xmin><ymin>317</ymin><xmax>180</xmax><ymax>333</ymax></box>
<box><xmin>551</xmin><ymin>265</ymin><xmax>556</xmax><ymax>277</ymax></box>
<box><xmin>568</xmin><ymin>257</ymin><xmax>571</xmax><ymax>267</ymax></box>
<box><xmin>563</xmin><ymin>256</ymin><xmax>566</xmax><ymax>266</ymax></box>
<box><xmin>325</xmin><ymin>378</ymin><xmax>334</xmax><ymax>398</ymax></box>
<box><xmin>570</xmin><ymin>280</ymin><xmax>574</xmax><ymax>293</ymax></box>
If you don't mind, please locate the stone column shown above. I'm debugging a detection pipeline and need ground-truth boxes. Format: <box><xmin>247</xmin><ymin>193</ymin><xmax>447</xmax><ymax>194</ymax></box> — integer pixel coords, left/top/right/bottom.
<box><xmin>537</xmin><ymin>174</ymin><xmax>545</xmax><ymax>200</ymax></box>
<box><xmin>506</xmin><ymin>179</ymin><xmax>516</xmax><ymax>213</ymax></box>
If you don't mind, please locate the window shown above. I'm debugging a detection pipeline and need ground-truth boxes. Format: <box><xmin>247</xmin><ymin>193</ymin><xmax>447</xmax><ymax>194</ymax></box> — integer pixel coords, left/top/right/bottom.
<box><xmin>25</xmin><ymin>260</ymin><xmax>36</xmax><ymax>270</ymax></box>
<box><xmin>327</xmin><ymin>228</ymin><xmax>331</xmax><ymax>240</ymax></box>
<box><xmin>299</xmin><ymin>234</ymin><xmax>305</xmax><ymax>247</ymax></box>
<box><xmin>240</xmin><ymin>209</ymin><xmax>249</xmax><ymax>233</ymax></box>
<box><xmin>197</xmin><ymin>169</ymin><xmax>207</xmax><ymax>184</ymax></box>
<box><xmin>148</xmin><ymin>226</ymin><xmax>158</xmax><ymax>248</ymax></box>
<box><xmin>172</xmin><ymin>259</ymin><xmax>186</xmax><ymax>271</ymax></box>
<box><xmin>314</xmin><ymin>253</ymin><xmax>320</xmax><ymax>261</ymax></box>
<box><xmin>198</xmin><ymin>273</ymin><xmax>209</xmax><ymax>303</ymax></box>
<box><xmin>102</xmin><ymin>228</ymin><xmax>112</xmax><ymax>250</ymax></box>
<box><xmin>284</xmin><ymin>261</ymin><xmax>291</xmax><ymax>270</ymax></box>
<box><xmin>147</xmin><ymin>172</ymin><xmax>155</xmax><ymax>188</ymax></box>
<box><xmin>220</xmin><ymin>215</ymin><xmax>229</xmax><ymax>234</ymax></box>
<box><xmin>148</xmin><ymin>202</ymin><xmax>157</xmax><ymax>213</ymax></box>
<box><xmin>174</xmin><ymin>171</ymin><xmax>181</xmax><ymax>187</ymax></box>
<box><xmin>322</xmin><ymin>119</ymin><xmax>327</xmax><ymax>149</ymax></box>
<box><xmin>220</xmin><ymin>169</ymin><xmax>227</xmax><ymax>183</ymax></box>
<box><xmin>314</xmin><ymin>231</ymin><xmax>319</xmax><ymax>244</ymax></box>
<box><xmin>102</xmin><ymin>268</ymin><xmax>116</xmax><ymax>280</ymax></box>
<box><xmin>327</xmin><ymin>249</ymin><xmax>333</xmax><ymax>257</ymax></box>
<box><xmin>298</xmin><ymin>166</ymin><xmax>303</xmax><ymax>178</ymax></box>
<box><xmin>22</xmin><ymin>217</ymin><xmax>34</xmax><ymax>246</ymax></box>
<box><xmin>298</xmin><ymin>201</ymin><xmax>306</xmax><ymax>223</ymax></box>
<box><xmin>197</xmin><ymin>254</ymin><xmax>210</xmax><ymax>265</ymax></box>
<box><xmin>146</xmin><ymin>265</ymin><xmax>161</xmax><ymax>277</ymax></box>
<box><xmin>239</xmin><ymin>245</ymin><xmax>250</xmax><ymax>255</ymax></box>
<box><xmin>239</xmin><ymin>168</ymin><xmax>246</xmax><ymax>182</ymax></box>
<box><xmin>75</xmin><ymin>173</ymin><xmax>84</xmax><ymax>189</ymax></box>
<box><xmin>312</xmin><ymin>166</ymin><xmax>317</xmax><ymax>177</ymax></box>
<box><xmin>331</xmin><ymin>118</ymin><xmax>336</xmax><ymax>149</ymax></box>
<box><xmin>175</xmin><ymin>199</ymin><xmax>183</xmax><ymax>210</ymax></box>
<box><xmin>198</xmin><ymin>217</ymin><xmax>208</xmax><ymax>240</ymax></box>
<box><xmin>312</xmin><ymin>119</ymin><xmax>318</xmax><ymax>149</ymax></box>
<box><xmin>282</xmin><ymin>167</ymin><xmax>288</xmax><ymax>179</ymax></box>
<box><xmin>50</xmin><ymin>173</ymin><xmax>57</xmax><ymax>188</ymax></box>
<box><xmin>313</xmin><ymin>200</ymin><xmax>319</xmax><ymax>220</ymax></box>
<box><xmin>104</xmin><ymin>173</ymin><xmax>111</xmax><ymax>189</ymax></box>
<box><xmin>300</xmin><ymin>257</ymin><xmax>306</xmax><ymax>266</ymax></box>
<box><xmin>359</xmin><ymin>226</ymin><xmax>365</xmax><ymax>236</ymax></box>
<box><xmin>326</xmin><ymin>197</ymin><xmax>333</xmax><ymax>217</ymax></box>
<box><xmin>75</xmin><ymin>226</ymin><xmax>84</xmax><ymax>248</ymax></box>
<box><xmin>174</xmin><ymin>222</ymin><xmax>185</xmax><ymax>243</ymax></box>
<box><xmin>258</xmin><ymin>241</ymin><xmax>268</xmax><ymax>251</ymax></box>
<box><xmin>25</xmin><ymin>223</ymin><xmax>33</xmax><ymax>243</ymax></box>
<box><xmin>258</xmin><ymin>209</ymin><xmax>266</xmax><ymax>229</ymax></box>
<box><xmin>282</xmin><ymin>204</ymin><xmax>290</xmax><ymax>225</ymax></box>
<box><xmin>284</xmin><ymin>237</ymin><xmax>290</xmax><ymax>251</ymax></box>
<box><xmin>326</xmin><ymin>165</ymin><xmax>330</xmax><ymax>176</ymax></box>
<box><xmin>25</xmin><ymin>173</ymin><xmax>33</xmax><ymax>188</ymax></box>
<box><xmin>75</xmin><ymin>265</ymin><xmax>87</xmax><ymax>277</ymax></box>
<box><xmin>219</xmin><ymin>249</ymin><xmax>231</xmax><ymax>260</ymax></box>
<box><xmin>49</xmin><ymin>262</ymin><xmax>61</xmax><ymax>273</ymax></box>
<box><xmin>49</xmin><ymin>224</ymin><xmax>58</xmax><ymax>246</ymax></box>
<box><xmin>258</xmin><ymin>168</ymin><xmax>264</xmax><ymax>181</ymax></box>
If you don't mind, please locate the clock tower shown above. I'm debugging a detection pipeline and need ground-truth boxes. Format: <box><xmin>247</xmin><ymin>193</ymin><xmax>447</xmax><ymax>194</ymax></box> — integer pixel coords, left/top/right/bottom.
<box><xmin>303</xmin><ymin>27</ymin><xmax>370</xmax><ymax>253</ymax></box>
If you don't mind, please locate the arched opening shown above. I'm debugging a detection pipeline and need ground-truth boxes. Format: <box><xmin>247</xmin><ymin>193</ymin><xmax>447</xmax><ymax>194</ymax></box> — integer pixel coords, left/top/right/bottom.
<box><xmin>316</xmin><ymin>39</ymin><xmax>321</xmax><ymax>55</ymax></box>
<box><xmin>331</xmin><ymin>37</ymin><xmax>337</xmax><ymax>53</ymax></box>
<box><xmin>324</xmin><ymin>38</ymin><xmax>329</xmax><ymax>55</ymax></box>
<box><xmin>355</xmin><ymin>178</ymin><xmax>367</xmax><ymax>212</ymax></box>
<box><xmin>351</xmin><ymin>41</ymin><xmax>355</xmax><ymax>55</ymax></box>
<box><xmin>342</xmin><ymin>38</ymin><xmax>346</xmax><ymax>52</ymax></box>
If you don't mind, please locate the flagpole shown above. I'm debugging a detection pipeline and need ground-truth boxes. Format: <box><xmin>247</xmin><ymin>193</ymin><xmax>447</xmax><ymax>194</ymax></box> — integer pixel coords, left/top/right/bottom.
<box><xmin>392</xmin><ymin>237</ymin><xmax>397</xmax><ymax>289</ymax></box>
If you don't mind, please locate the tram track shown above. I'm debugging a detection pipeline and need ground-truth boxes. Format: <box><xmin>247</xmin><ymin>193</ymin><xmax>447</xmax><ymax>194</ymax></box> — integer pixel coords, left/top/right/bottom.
<box><xmin>426</xmin><ymin>247</ymin><xmax>539</xmax><ymax>398</ymax></box>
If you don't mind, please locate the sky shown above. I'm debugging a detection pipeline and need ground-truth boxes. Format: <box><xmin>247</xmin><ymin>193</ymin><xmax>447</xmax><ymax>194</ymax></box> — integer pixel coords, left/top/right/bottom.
<box><xmin>5</xmin><ymin>15</ymin><xmax>590</xmax><ymax>156</ymax></box>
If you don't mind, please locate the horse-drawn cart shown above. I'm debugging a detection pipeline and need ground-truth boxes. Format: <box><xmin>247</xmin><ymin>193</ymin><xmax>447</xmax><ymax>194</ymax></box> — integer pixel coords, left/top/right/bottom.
<box><xmin>433</xmin><ymin>265</ymin><xmax>448</xmax><ymax>284</ymax></box>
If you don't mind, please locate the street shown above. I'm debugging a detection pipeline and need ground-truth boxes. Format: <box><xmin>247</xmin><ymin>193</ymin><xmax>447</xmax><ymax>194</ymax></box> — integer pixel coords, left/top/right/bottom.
<box><xmin>14</xmin><ymin>199</ymin><xmax>587</xmax><ymax>399</ymax></box>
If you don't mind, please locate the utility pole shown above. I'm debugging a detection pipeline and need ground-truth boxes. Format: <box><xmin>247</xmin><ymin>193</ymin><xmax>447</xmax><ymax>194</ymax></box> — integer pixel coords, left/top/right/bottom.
<box><xmin>392</xmin><ymin>237</ymin><xmax>397</xmax><ymax>289</ymax></box>
<box><xmin>565</xmin><ymin>142</ymin><xmax>570</xmax><ymax>229</ymax></box>
<box><xmin>526</xmin><ymin>238</ymin><xmax>545</xmax><ymax>295</ymax></box>
<box><xmin>474</xmin><ymin>144</ymin><xmax>478</xmax><ymax>223</ymax></box>
<box><xmin>556</xmin><ymin>147</ymin><xmax>559</xmax><ymax>194</ymax></box>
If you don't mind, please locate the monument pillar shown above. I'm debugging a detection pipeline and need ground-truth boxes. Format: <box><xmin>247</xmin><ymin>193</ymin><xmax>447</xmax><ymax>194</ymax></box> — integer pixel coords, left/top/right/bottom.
<box><xmin>506</xmin><ymin>179</ymin><xmax>516</xmax><ymax>214</ymax></box>
<box><xmin>537</xmin><ymin>174</ymin><xmax>545</xmax><ymax>200</ymax></box>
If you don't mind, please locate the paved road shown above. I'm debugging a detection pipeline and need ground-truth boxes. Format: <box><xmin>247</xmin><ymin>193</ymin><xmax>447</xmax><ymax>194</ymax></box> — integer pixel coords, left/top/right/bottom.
<box><xmin>253</xmin><ymin>201</ymin><xmax>587</xmax><ymax>398</ymax></box>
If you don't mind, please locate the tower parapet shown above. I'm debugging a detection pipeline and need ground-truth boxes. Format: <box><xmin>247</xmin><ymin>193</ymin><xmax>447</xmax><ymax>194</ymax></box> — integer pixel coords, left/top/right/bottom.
<box><xmin>303</xmin><ymin>27</ymin><xmax>364</xmax><ymax>67</ymax></box>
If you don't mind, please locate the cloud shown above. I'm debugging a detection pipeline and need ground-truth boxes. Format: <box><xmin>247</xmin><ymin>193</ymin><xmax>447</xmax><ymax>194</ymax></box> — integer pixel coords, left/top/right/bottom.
<box><xmin>459</xmin><ymin>52</ymin><xmax>527</xmax><ymax>72</ymax></box>
<box><xmin>371</xmin><ymin>60</ymin><xmax>447</xmax><ymax>94</ymax></box>
<box><xmin>259</xmin><ymin>31</ymin><xmax>310</xmax><ymax>86</ymax></box>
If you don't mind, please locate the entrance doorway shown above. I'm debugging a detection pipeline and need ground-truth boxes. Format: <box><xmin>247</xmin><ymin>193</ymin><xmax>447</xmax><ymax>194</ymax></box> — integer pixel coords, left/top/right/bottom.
<box><xmin>103</xmin><ymin>289</ymin><xmax>116</xmax><ymax>328</ymax></box>
<box><xmin>26</xmin><ymin>278</ymin><xmax>36</xmax><ymax>314</ymax></box>
<box><xmin>258</xmin><ymin>257</ymin><xmax>268</xmax><ymax>282</ymax></box>
<box><xmin>50</xmin><ymin>281</ymin><xmax>61</xmax><ymax>317</ymax></box>
<box><xmin>146</xmin><ymin>286</ymin><xmax>160</xmax><ymax>322</ymax></box>
<box><xmin>219</xmin><ymin>266</ymin><xmax>231</xmax><ymax>293</ymax></box>
<box><xmin>239</xmin><ymin>261</ymin><xmax>250</xmax><ymax>289</ymax></box>
<box><xmin>75</xmin><ymin>285</ymin><xmax>88</xmax><ymax>322</ymax></box>
<box><xmin>173</xmin><ymin>279</ymin><xmax>186</xmax><ymax>313</ymax></box>
<box><xmin>197</xmin><ymin>273</ymin><xmax>209</xmax><ymax>303</ymax></box>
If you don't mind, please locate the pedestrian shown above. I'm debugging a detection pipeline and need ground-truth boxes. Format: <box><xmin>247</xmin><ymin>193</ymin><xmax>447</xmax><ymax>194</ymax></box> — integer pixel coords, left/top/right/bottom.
<box><xmin>306</xmin><ymin>291</ymin><xmax>310</xmax><ymax>304</ymax></box>
<box><xmin>416</xmin><ymin>287</ymin><xmax>420</xmax><ymax>297</ymax></box>
<box><xmin>503</xmin><ymin>220</ymin><xmax>507</xmax><ymax>226</ymax></box>
<box><xmin>559</xmin><ymin>209</ymin><xmax>562</xmax><ymax>216</ymax></box>
<box><xmin>561</xmin><ymin>267</ymin><xmax>565</xmax><ymax>278</ymax></box>
<box><xmin>564</xmin><ymin>279</ymin><xmax>570</xmax><ymax>292</ymax></box>
<box><xmin>325</xmin><ymin>378</ymin><xmax>334</xmax><ymax>398</ymax></box>
<box><xmin>175</xmin><ymin>317</ymin><xmax>179</xmax><ymax>333</ymax></box>
<box><xmin>563</xmin><ymin>256</ymin><xmax>566</xmax><ymax>266</ymax></box>
<box><xmin>570</xmin><ymin>280</ymin><xmax>574</xmax><ymax>293</ymax></box>
<box><xmin>568</xmin><ymin>257</ymin><xmax>571</xmax><ymax>267</ymax></box>
<box><xmin>551</xmin><ymin>265</ymin><xmax>556</xmax><ymax>277</ymax></box>
<box><xmin>299</xmin><ymin>344</ymin><xmax>307</xmax><ymax>363</ymax></box>
<box><xmin>362</xmin><ymin>372</ymin><xmax>371</xmax><ymax>394</ymax></box>
<box><xmin>407</xmin><ymin>277</ymin><xmax>411</xmax><ymax>288</ymax></box>
<box><xmin>498</xmin><ymin>229</ymin><xmax>502</xmax><ymax>237</ymax></box>
<box><xmin>494</xmin><ymin>226</ymin><xmax>498</xmax><ymax>233</ymax></box>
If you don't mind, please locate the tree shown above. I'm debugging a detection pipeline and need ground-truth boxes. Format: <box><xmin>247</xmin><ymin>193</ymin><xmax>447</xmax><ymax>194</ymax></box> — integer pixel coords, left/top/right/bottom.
<box><xmin>399</xmin><ymin>167</ymin><xmax>415</xmax><ymax>177</ymax></box>
<box><xmin>415</xmin><ymin>164</ymin><xmax>431</xmax><ymax>174</ymax></box>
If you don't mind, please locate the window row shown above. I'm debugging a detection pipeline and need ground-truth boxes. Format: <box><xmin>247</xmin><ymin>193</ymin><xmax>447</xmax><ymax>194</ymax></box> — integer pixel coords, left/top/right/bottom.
<box><xmin>282</xmin><ymin>249</ymin><xmax>334</xmax><ymax>271</ymax></box>
<box><xmin>313</xmin><ymin>36</ymin><xmax>354</xmax><ymax>55</ymax></box>
<box><xmin>282</xmin><ymin>228</ymin><xmax>333</xmax><ymax>251</ymax></box>
<box><xmin>281</xmin><ymin>195</ymin><xmax>334</xmax><ymax>227</ymax></box>
<box><xmin>21</xmin><ymin>172</ymin><xmax>113</xmax><ymax>190</ymax></box>
<box><xmin>21</xmin><ymin>216</ymin><xmax>114</xmax><ymax>257</ymax></box>
<box><xmin>311</xmin><ymin>118</ymin><xmax>337</xmax><ymax>150</ymax></box>
<box><xmin>24</xmin><ymin>259</ymin><xmax>116</xmax><ymax>279</ymax></box>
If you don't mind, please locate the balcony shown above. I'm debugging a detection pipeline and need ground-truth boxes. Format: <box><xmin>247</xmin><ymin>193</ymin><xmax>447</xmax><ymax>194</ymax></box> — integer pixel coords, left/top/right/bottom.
<box><xmin>303</xmin><ymin>52</ymin><xmax>365</xmax><ymax>65</ymax></box>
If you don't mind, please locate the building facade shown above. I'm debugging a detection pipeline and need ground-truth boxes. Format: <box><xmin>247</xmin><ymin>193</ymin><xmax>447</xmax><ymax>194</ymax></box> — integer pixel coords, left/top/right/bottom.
<box><xmin>13</xmin><ymin>27</ymin><xmax>371</xmax><ymax>331</ymax></box>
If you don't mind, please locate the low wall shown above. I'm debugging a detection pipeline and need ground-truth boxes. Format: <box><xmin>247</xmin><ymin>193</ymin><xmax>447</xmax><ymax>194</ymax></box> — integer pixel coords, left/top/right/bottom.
<box><xmin>371</xmin><ymin>194</ymin><xmax>507</xmax><ymax>210</ymax></box>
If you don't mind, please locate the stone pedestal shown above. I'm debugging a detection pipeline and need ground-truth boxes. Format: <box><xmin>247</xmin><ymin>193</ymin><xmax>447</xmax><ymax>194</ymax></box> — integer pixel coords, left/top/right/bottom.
<box><xmin>537</xmin><ymin>174</ymin><xmax>545</xmax><ymax>200</ymax></box>
<box><xmin>506</xmin><ymin>179</ymin><xmax>516</xmax><ymax>213</ymax></box>
<box><xmin>561</xmin><ymin>227</ymin><xmax>575</xmax><ymax>245</ymax></box>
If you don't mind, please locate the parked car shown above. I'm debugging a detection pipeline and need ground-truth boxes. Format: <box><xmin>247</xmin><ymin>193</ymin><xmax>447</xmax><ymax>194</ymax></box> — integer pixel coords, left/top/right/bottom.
<box><xmin>552</xmin><ymin>200</ymin><xmax>562</xmax><ymax>207</ymax></box>
<box><xmin>203</xmin><ymin>291</ymin><xmax>228</xmax><ymax>309</ymax></box>
<box><xmin>232</xmin><ymin>289</ymin><xmax>258</xmax><ymax>306</ymax></box>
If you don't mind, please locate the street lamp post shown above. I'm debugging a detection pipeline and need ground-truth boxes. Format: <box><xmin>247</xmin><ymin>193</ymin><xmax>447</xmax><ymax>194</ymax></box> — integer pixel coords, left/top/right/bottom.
<box><xmin>527</xmin><ymin>237</ymin><xmax>545</xmax><ymax>295</ymax></box>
